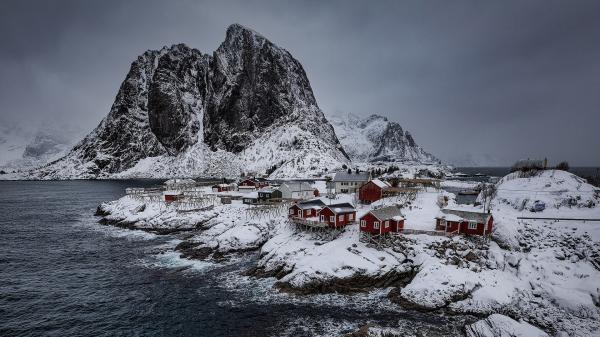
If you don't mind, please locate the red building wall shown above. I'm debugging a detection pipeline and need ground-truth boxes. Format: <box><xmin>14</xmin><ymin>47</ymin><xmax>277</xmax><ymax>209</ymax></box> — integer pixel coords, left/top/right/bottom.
<box><xmin>288</xmin><ymin>205</ymin><xmax>321</xmax><ymax>218</ymax></box>
<box><xmin>318</xmin><ymin>207</ymin><xmax>356</xmax><ymax>228</ymax></box>
<box><xmin>360</xmin><ymin>213</ymin><xmax>402</xmax><ymax>234</ymax></box>
<box><xmin>436</xmin><ymin>217</ymin><xmax>493</xmax><ymax>236</ymax></box>
<box><xmin>358</xmin><ymin>181</ymin><xmax>382</xmax><ymax>204</ymax></box>
<box><xmin>240</xmin><ymin>179</ymin><xmax>256</xmax><ymax>187</ymax></box>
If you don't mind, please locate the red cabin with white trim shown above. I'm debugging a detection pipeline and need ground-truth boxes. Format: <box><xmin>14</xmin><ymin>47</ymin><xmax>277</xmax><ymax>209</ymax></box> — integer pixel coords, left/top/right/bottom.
<box><xmin>317</xmin><ymin>203</ymin><xmax>356</xmax><ymax>228</ymax></box>
<box><xmin>359</xmin><ymin>206</ymin><xmax>404</xmax><ymax>234</ymax></box>
<box><xmin>212</xmin><ymin>183</ymin><xmax>232</xmax><ymax>192</ymax></box>
<box><xmin>288</xmin><ymin>199</ymin><xmax>326</xmax><ymax>219</ymax></box>
<box><xmin>435</xmin><ymin>209</ymin><xmax>493</xmax><ymax>236</ymax></box>
<box><xmin>239</xmin><ymin>178</ymin><xmax>269</xmax><ymax>188</ymax></box>
<box><xmin>358</xmin><ymin>179</ymin><xmax>391</xmax><ymax>204</ymax></box>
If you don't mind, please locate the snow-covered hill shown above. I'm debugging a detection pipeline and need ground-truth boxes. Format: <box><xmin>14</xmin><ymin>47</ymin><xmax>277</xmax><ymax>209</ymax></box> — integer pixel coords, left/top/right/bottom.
<box><xmin>19</xmin><ymin>24</ymin><xmax>348</xmax><ymax>180</ymax></box>
<box><xmin>328</xmin><ymin>113</ymin><xmax>438</xmax><ymax>164</ymax></box>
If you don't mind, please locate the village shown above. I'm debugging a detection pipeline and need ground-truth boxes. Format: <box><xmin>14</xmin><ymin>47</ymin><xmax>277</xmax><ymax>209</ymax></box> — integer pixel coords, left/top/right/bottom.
<box><xmin>95</xmin><ymin>164</ymin><xmax>600</xmax><ymax>337</ymax></box>
<box><xmin>123</xmin><ymin>169</ymin><xmax>495</xmax><ymax>247</ymax></box>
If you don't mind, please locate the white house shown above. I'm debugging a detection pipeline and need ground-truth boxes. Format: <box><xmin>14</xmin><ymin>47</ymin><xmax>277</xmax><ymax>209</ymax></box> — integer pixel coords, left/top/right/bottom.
<box><xmin>279</xmin><ymin>181</ymin><xmax>314</xmax><ymax>199</ymax></box>
<box><xmin>327</xmin><ymin>171</ymin><xmax>371</xmax><ymax>194</ymax></box>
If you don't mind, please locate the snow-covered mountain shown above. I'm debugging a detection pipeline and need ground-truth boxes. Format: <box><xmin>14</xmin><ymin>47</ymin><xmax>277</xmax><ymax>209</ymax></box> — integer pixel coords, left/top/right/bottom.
<box><xmin>0</xmin><ymin>125</ymin><xmax>80</xmax><ymax>172</ymax></box>
<box><xmin>26</xmin><ymin>24</ymin><xmax>349</xmax><ymax>179</ymax></box>
<box><xmin>328</xmin><ymin>113</ymin><xmax>438</xmax><ymax>164</ymax></box>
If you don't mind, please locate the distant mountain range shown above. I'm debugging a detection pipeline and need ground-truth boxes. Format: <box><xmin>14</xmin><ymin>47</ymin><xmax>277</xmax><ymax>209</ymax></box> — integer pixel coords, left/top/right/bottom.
<box><xmin>2</xmin><ymin>24</ymin><xmax>440</xmax><ymax>179</ymax></box>
<box><xmin>328</xmin><ymin>113</ymin><xmax>438</xmax><ymax>164</ymax></box>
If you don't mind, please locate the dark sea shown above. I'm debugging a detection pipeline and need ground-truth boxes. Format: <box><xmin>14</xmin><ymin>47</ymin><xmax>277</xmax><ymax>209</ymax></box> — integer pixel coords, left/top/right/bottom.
<box><xmin>0</xmin><ymin>180</ymin><xmax>475</xmax><ymax>337</ymax></box>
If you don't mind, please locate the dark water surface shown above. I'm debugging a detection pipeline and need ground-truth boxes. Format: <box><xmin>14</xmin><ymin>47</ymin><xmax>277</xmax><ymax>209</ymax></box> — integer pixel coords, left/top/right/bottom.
<box><xmin>0</xmin><ymin>181</ymin><xmax>473</xmax><ymax>337</ymax></box>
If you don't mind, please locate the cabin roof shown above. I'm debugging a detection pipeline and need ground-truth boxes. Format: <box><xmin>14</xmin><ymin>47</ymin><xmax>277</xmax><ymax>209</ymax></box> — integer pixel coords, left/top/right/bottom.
<box><xmin>436</xmin><ymin>208</ymin><xmax>492</xmax><ymax>223</ymax></box>
<box><xmin>280</xmin><ymin>181</ymin><xmax>312</xmax><ymax>191</ymax></box>
<box><xmin>370</xmin><ymin>179</ymin><xmax>391</xmax><ymax>188</ymax></box>
<box><xmin>258</xmin><ymin>188</ymin><xmax>279</xmax><ymax>193</ymax></box>
<box><xmin>324</xmin><ymin>202</ymin><xmax>356</xmax><ymax>214</ymax></box>
<box><xmin>295</xmin><ymin>199</ymin><xmax>326</xmax><ymax>209</ymax></box>
<box><xmin>368</xmin><ymin>206</ymin><xmax>404</xmax><ymax>221</ymax></box>
<box><xmin>333</xmin><ymin>171</ymin><xmax>371</xmax><ymax>182</ymax></box>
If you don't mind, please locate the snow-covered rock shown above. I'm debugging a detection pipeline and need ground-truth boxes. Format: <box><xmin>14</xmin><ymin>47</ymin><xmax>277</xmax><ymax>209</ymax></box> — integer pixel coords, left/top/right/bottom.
<box><xmin>465</xmin><ymin>314</ymin><xmax>548</xmax><ymax>337</ymax></box>
<box><xmin>328</xmin><ymin>112</ymin><xmax>438</xmax><ymax>164</ymax></box>
<box><xmin>21</xmin><ymin>24</ymin><xmax>348</xmax><ymax>180</ymax></box>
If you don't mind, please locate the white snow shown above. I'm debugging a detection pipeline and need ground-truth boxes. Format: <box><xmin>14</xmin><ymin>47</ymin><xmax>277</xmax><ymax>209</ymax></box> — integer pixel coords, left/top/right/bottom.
<box><xmin>465</xmin><ymin>314</ymin><xmax>549</xmax><ymax>337</ymax></box>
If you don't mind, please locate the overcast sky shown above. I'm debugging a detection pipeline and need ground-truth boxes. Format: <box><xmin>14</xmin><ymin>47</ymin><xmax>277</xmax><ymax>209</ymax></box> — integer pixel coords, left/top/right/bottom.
<box><xmin>1</xmin><ymin>0</ymin><xmax>599</xmax><ymax>165</ymax></box>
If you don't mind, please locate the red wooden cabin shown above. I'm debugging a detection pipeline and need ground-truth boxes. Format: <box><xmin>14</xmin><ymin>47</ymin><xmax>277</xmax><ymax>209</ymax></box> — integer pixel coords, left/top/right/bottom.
<box><xmin>358</xmin><ymin>179</ymin><xmax>391</xmax><ymax>204</ymax></box>
<box><xmin>435</xmin><ymin>209</ymin><xmax>493</xmax><ymax>236</ymax></box>
<box><xmin>359</xmin><ymin>206</ymin><xmax>404</xmax><ymax>235</ymax></box>
<box><xmin>239</xmin><ymin>178</ymin><xmax>269</xmax><ymax>188</ymax></box>
<box><xmin>288</xmin><ymin>199</ymin><xmax>326</xmax><ymax>219</ymax></box>
<box><xmin>163</xmin><ymin>191</ymin><xmax>184</xmax><ymax>202</ymax></box>
<box><xmin>317</xmin><ymin>203</ymin><xmax>356</xmax><ymax>228</ymax></box>
<box><xmin>212</xmin><ymin>183</ymin><xmax>232</xmax><ymax>192</ymax></box>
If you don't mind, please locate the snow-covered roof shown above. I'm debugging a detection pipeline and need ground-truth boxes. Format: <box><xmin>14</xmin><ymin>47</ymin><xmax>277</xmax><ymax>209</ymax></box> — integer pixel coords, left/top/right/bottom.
<box><xmin>333</xmin><ymin>171</ymin><xmax>371</xmax><ymax>182</ymax></box>
<box><xmin>258</xmin><ymin>188</ymin><xmax>279</xmax><ymax>193</ymax></box>
<box><xmin>213</xmin><ymin>183</ymin><xmax>230</xmax><ymax>187</ymax></box>
<box><xmin>164</xmin><ymin>178</ymin><xmax>196</xmax><ymax>186</ymax></box>
<box><xmin>371</xmin><ymin>178</ymin><xmax>391</xmax><ymax>188</ymax></box>
<box><xmin>244</xmin><ymin>192</ymin><xmax>259</xmax><ymax>199</ymax></box>
<box><xmin>163</xmin><ymin>190</ymin><xmax>183</xmax><ymax>196</ymax></box>
<box><xmin>295</xmin><ymin>199</ymin><xmax>326</xmax><ymax>210</ymax></box>
<box><xmin>324</xmin><ymin>202</ymin><xmax>355</xmax><ymax>214</ymax></box>
<box><xmin>367</xmin><ymin>206</ymin><xmax>404</xmax><ymax>221</ymax></box>
<box><xmin>436</xmin><ymin>208</ymin><xmax>492</xmax><ymax>223</ymax></box>
<box><xmin>280</xmin><ymin>181</ymin><xmax>313</xmax><ymax>192</ymax></box>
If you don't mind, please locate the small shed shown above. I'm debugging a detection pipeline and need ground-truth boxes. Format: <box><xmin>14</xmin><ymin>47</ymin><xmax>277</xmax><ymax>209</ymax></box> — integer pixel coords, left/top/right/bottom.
<box><xmin>359</xmin><ymin>206</ymin><xmax>404</xmax><ymax>235</ymax></box>
<box><xmin>318</xmin><ymin>203</ymin><xmax>357</xmax><ymax>228</ymax></box>
<box><xmin>435</xmin><ymin>209</ymin><xmax>493</xmax><ymax>236</ymax></box>
<box><xmin>212</xmin><ymin>183</ymin><xmax>232</xmax><ymax>192</ymax></box>
<box><xmin>242</xmin><ymin>192</ymin><xmax>260</xmax><ymax>205</ymax></box>
<box><xmin>257</xmin><ymin>188</ymin><xmax>282</xmax><ymax>202</ymax></box>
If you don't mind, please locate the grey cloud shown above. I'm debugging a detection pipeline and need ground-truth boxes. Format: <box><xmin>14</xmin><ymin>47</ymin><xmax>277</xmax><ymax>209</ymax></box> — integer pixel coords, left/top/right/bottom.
<box><xmin>0</xmin><ymin>0</ymin><xmax>598</xmax><ymax>165</ymax></box>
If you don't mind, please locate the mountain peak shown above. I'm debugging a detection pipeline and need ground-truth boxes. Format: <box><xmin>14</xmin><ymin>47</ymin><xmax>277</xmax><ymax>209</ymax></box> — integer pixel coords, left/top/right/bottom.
<box><xmin>26</xmin><ymin>24</ymin><xmax>347</xmax><ymax>179</ymax></box>
<box><xmin>328</xmin><ymin>113</ymin><xmax>438</xmax><ymax>164</ymax></box>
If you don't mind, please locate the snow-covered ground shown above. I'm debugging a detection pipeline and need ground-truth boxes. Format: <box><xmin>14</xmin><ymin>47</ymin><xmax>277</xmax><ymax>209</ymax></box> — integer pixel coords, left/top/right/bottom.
<box><xmin>96</xmin><ymin>170</ymin><xmax>600</xmax><ymax>336</ymax></box>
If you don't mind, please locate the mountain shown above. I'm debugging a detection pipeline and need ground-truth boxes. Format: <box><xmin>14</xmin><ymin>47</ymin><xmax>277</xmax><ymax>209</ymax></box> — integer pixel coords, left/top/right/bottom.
<box><xmin>0</xmin><ymin>125</ymin><xmax>81</xmax><ymax>172</ymax></box>
<box><xmin>328</xmin><ymin>113</ymin><xmax>438</xmax><ymax>164</ymax></box>
<box><xmin>27</xmin><ymin>24</ymin><xmax>349</xmax><ymax>179</ymax></box>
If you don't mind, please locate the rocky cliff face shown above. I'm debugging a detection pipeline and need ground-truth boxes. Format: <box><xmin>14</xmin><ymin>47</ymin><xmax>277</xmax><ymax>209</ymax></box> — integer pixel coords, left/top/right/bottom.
<box><xmin>30</xmin><ymin>24</ymin><xmax>348</xmax><ymax>179</ymax></box>
<box><xmin>328</xmin><ymin>113</ymin><xmax>438</xmax><ymax>163</ymax></box>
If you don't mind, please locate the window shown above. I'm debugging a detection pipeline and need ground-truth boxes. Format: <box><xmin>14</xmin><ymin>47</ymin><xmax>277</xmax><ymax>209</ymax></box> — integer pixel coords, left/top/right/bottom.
<box><xmin>297</xmin><ymin>210</ymin><xmax>302</xmax><ymax>217</ymax></box>
<box><xmin>339</xmin><ymin>215</ymin><xmax>344</xmax><ymax>221</ymax></box>
<box><xmin>360</xmin><ymin>220</ymin><xmax>366</xmax><ymax>228</ymax></box>
<box><xmin>468</xmin><ymin>221</ymin><xmax>477</xmax><ymax>229</ymax></box>
<box><xmin>289</xmin><ymin>209</ymin><xmax>294</xmax><ymax>215</ymax></box>
<box><xmin>384</xmin><ymin>221</ymin><xmax>389</xmax><ymax>228</ymax></box>
<box><xmin>320</xmin><ymin>215</ymin><xmax>325</xmax><ymax>222</ymax></box>
<box><xmin>349</xmin><ymin>214</ymin><xmax>354</xmax><ymax>221</ymax></box>
<box><xmin>441</xmin><ymin>220</ymin><xmax>447</xmax><ymax>227</ymax></box>
<box><xmin>307</xmin><ymin>209</ymin><xmax>311</xmax><ymax>215</ymax></box>
<box><xmin>374</xmin><ymin>221</ymin><xmax>380</xmax><ymax>229</ymax></box>
<box><xmin>330</xmin><ymin>216</ymin><xmax>335</xmax><ymax>222</ymax></box>
<box><xmin>341</xmin><ymin>189</ymin><xmax>348</xmax><ymax>193</ymax></box>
